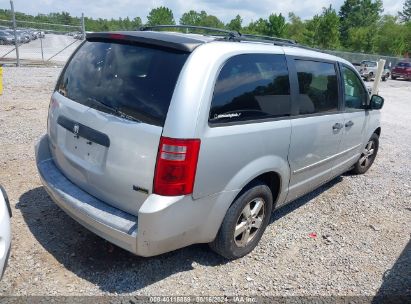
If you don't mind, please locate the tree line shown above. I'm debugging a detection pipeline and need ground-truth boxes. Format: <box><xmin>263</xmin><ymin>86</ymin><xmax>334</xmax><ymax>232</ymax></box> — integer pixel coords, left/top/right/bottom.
<box><xmin>0</xmin><ymin>0</ymin><xmax>410</xmax><ymax>57</ymax></box>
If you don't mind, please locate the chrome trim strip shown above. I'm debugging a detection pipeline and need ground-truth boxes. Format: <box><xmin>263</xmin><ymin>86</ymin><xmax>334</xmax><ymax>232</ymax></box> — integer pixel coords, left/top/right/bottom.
<box><xmin>293</xmin><ymin>144</ymin><xmax>361</xmax><ymax>175</ymax></box>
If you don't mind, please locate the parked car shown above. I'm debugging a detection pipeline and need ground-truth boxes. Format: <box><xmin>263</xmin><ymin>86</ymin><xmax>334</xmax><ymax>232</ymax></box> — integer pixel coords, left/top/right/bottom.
<box><xmin>9</xmin><ymin>30</ymin><xmax>28</xmax><ymax>43</ymax></box>
<box><xmin>391</xmin><ymin>62</ymin><xmax>411</xmax><ymax>80</ymax></box>
<box><xmin>35</xmin><ymin>29</ymin><xmax>384</xmax><ymax>259</ymax></box>
<box><xmin>0</xmin><ymin>185</ymin><xmax>11</xmax><ymax>279</ymax></box>
<box><xmin>32</xmin><ymin>30</ymin><xmax>40</xmax><ymax>39</ymax></box>
<box><xmin>19</xmin><ymin>30</ymin><xmax>32</xmax><ymax>43</ymax></box>
<box><xmin>358</xmin><ymin>60</ymin><xmax>389</xmax><ymax>82</ymax></box>
<box><xmin>73</xmin><ymin>32</ymin><xmax>84</xmax><ymax>40</ymax></box>
<box><xmin>0</xmin><ymin>31</ymin><xmax>15</xmax><ymax>44</ymax></box>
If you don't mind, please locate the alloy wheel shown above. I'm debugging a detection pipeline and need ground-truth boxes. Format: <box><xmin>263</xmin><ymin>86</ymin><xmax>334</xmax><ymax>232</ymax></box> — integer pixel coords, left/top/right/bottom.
<box><xmin>234</xmin><ymin>198</ymin><xmax>265</xmax><ymax>247</ymax></box>
<box><xmin>359</xmin><ymin>140</ymin><xmax>375</xmax><ymax>168</ymax></box>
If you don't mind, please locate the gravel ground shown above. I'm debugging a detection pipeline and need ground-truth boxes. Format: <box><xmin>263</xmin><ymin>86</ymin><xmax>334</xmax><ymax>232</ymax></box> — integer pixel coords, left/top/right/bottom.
<box><xmin>0</xmin><ymin>67</ymin><xmax>409</xmax><ymax>297</ymax></box>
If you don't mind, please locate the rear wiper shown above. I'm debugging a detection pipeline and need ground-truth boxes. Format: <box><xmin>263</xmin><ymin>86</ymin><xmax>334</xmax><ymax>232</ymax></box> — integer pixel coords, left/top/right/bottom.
<box><xmin>86</xmin><ymin>98</ymin><xmax>141</xmax><ymax>123</ymax></box>
<box><xmin>86</xmin><ymin>97</ymin><xmax>118</xmax><ymax>115</ymax></box>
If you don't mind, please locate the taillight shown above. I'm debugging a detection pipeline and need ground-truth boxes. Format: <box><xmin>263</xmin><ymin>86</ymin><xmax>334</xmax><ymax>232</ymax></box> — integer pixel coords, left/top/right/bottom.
<box><xmin>153</xmin><ymin>137</ymin><xmax>201</xmax><ymax>196</ymax></box>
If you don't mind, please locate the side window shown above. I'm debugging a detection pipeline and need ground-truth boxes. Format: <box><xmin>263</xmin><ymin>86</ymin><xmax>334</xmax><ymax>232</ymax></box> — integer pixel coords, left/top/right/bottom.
<box><xmin>209</xmin><ymin>54</ymin><xmax>291</xmax><ymax>124</ymax></box>
<box><xmin>295</xmin><ymin>60</ymin><xmax>339</xmax><ymax>115</ymax></box>
<box><xmin>342</xmin><ymin>66</ymin><xmax>368</xmax><ymax>110</ymax></box>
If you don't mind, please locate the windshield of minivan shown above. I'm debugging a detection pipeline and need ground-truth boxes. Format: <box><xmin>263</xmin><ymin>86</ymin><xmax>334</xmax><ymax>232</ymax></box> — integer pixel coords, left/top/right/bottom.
<box><xmin>397</xmin><ymin>62</ymin><xmax>411</xmax><ymax>67</ymax></box>
<box><xmin>361</xmin><ymin>61</ymin><xmax>377</xmax><ymax>67</ymax></box>
<box><xmin>56</xmin><ymin>40</ymin><xmax>189</xmax><ymax>126</ymax></box>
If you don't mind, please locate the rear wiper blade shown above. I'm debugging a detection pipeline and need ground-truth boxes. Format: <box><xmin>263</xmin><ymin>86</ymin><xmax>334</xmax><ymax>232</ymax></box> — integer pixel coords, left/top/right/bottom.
<box><xmin>86</xmin><ymin>98</ymin><xmax>141</xmax><ymax>123</ymax></box>
<box><xmin>86</xmin><ymin>97</ymin><xmax>118</xmax><ymax>115</ymax></box>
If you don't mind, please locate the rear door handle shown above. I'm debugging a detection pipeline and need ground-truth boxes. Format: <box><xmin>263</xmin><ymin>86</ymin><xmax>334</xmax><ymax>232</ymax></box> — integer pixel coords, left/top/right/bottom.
<box><xmin>345</xmin><ymin>121</ymin><xmax>354</xmax><ymax>128</ymax></box>
<box><xmin>332</xmin><ymin>123</ymin><xmax>343</xmax><ymax>131</ymax></box>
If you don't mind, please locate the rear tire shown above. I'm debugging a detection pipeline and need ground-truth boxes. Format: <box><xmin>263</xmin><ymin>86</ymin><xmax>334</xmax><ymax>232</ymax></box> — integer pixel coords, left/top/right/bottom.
<box><xmin>391</xmin><ymin>75</ymin><xmax>397</xmax><ymax>80</ymax></box>
<box><xmin>210</xmin><ymin>181</ymin><xmax>273</xmax><ymax>259</ymax></box>
<box><xmin>351</xmin><ymin>133</ymin><xmax>379</xmax><ymax>175</ymax></box>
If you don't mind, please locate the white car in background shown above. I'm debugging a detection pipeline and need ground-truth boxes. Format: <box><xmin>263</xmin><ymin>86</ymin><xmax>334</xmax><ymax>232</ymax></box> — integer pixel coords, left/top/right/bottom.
<box><xmin>0</xmin><ymin>185</ymin><xmax>11</xmax><ymax>279</ymax></box>
<box><xmin>358</xmin><ymin>60</ymin><xmax>390</xmax><ymax>82</ymax></box>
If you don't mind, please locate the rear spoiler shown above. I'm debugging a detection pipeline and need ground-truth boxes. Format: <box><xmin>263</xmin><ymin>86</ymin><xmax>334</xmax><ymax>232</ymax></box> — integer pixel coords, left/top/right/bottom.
<box><xmin>86</xmin><ymin>31</ymin><xmax>203</xmax><ymax>52</ymax></box>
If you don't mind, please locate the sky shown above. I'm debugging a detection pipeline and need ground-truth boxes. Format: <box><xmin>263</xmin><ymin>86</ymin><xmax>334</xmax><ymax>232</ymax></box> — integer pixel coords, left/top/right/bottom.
<box><xmin>1</xmin><ymin>0</ymin><xmax>405</xmax><ymax>24</ymax></box>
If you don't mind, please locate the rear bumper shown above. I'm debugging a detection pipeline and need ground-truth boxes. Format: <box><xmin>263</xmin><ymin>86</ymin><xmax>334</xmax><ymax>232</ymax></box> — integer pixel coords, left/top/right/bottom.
<box><xmin>391</xmin><ymin>72</ymin><xmax>411</xmax><ymax>78</ymax></box>
<box><xmin>35</xmin><ymin>135</ymin><xmax>138</xmax><ymax>253</ymax></box>
<box><xmin>35</xmin><ymin>135</ymin><xmax>236</xmax><ymax>256</ymax></box>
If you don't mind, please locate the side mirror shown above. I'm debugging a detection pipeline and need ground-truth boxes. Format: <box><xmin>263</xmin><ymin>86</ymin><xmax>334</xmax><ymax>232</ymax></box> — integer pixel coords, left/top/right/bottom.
<box><xmin>370</xmin><ymin>94</ymin><xmax>384</xmax><ymax>110</ymax></box>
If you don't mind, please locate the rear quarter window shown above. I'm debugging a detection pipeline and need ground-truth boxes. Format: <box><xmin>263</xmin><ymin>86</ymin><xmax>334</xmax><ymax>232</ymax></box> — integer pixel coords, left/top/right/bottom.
<box><xmin>209</xmin><ymin>54</ymin><xmax>291</xmax><ymax>125</ymax></box>
<box><xmin>56</xmin><ymin>40</ymin><xmax>189</xmax><ymax>126</ymax></box>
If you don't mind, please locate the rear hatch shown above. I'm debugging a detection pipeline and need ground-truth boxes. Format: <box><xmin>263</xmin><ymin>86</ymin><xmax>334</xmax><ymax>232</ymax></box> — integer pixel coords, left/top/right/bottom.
<box><xmin>47</xmin><ymin>34</ymin><xmax>189</xmax><ymax>215</ymax></box>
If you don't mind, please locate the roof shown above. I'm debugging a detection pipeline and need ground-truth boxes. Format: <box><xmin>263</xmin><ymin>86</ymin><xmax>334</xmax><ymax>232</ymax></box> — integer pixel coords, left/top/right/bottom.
<box><xmin>86</xmin><ymin>28</ymin><xmax>351</xmax><ymax>66</ymax></box>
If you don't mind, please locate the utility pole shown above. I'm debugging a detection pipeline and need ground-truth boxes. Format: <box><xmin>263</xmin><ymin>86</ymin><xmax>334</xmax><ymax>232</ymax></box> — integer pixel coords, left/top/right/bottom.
<box><xmin>40</xmin><ymin>36</ymin><xmax>44</xmax><ymax>61</ymax></box>
<box><xmin>372</xmin><ymin>59</ymin><xmax>386</xmax><ymax>96</ymax></box>
<box><xmin>10</xmin><ymin>0</ymin><xmax>20</xmax><ymax>66</ymax></box>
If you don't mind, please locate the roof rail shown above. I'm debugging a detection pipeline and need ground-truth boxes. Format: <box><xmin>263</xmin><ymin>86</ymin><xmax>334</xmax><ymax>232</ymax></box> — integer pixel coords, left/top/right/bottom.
<box><xmin>138</xmin><ymin>24</ymin><xmax>326</xmax><ymax>53</ymax></box>
<box><xmin>238</xmin><ymin>34</ymin><xmax>327</xmax><ymax>53</ymax></box>
<box><xmin>139</xmin><ymin>25</ymin><xmax>240</xmax><ymax>40</ymax></box>
<box><xmin>239</xmin><ymin>34</ymin><xmax>297</xmax><ymax>46</ymax></box>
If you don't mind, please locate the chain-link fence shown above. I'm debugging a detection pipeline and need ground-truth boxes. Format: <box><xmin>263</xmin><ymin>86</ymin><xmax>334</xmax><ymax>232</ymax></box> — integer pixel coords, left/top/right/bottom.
<box><xmin>325</xmin><ymin>50</ymin><xmax>409</xmax><ymax>68</ymax></box>
<box><xmin>0</xmin><ymin>1</ymin><xmax>84</xmax><ymax>66</ymax></box>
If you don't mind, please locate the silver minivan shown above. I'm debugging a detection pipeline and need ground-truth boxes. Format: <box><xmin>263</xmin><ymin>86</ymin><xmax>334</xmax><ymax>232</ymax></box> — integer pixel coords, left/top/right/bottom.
<box><xmin>35</xmin><ymin>27</ymin><xmax>384</xmax><ymax>259</ymax></box>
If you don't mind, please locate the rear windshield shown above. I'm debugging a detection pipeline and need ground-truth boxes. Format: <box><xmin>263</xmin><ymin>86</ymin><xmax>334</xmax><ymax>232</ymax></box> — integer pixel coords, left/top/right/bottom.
<box><xmin>56</xmin><ymin>40</ymin><xmax>189</xmax><ymax>126</ymax></box>
<box><xmin>397</xmin><ymin>62</ymin><xmax>411</xmax><ymax>67</ymax></box>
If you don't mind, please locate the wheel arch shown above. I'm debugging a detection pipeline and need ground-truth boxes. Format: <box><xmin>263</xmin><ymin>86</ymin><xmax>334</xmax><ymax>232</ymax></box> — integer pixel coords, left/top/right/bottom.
<box><xmin>224</xmin><ymin>154</ymin><xmax>288</xmax><ymax>205</ymax></box>
<box><xmin>239</xmin><ymin>171</ymin><xmax>282</xmax><ymax>207</ymax></box>
<box><xmin>204</xmin><ymin>156</ymin><xmax>289</xmax><ymax>244</ymax></box>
